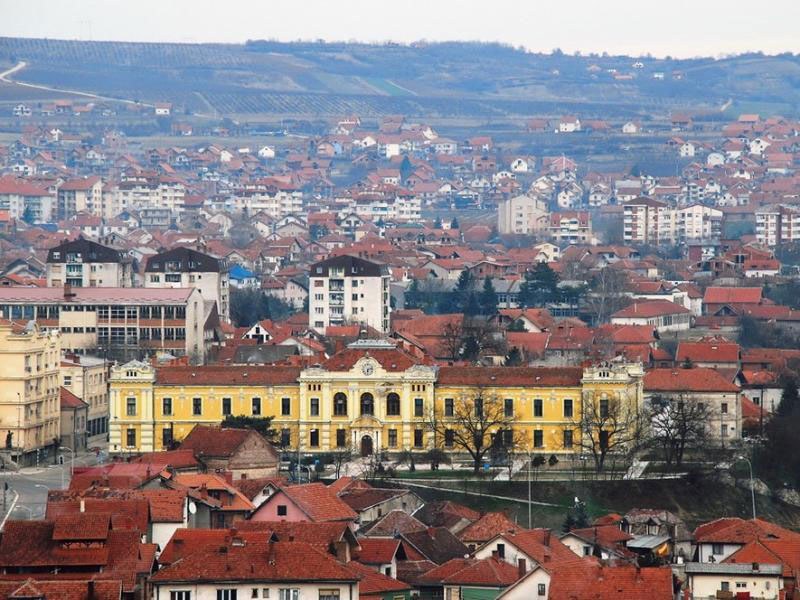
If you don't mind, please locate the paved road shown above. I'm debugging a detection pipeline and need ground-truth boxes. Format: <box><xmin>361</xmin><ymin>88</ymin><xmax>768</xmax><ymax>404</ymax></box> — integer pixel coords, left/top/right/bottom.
<box><xmin>0</xmin><ymin>451</ymin><xmax>101</xmax><ymax>524</ymax></box>
<box><xmin>0</xmin><ymin>61</ymin><xmax>28</xmax><ymax>82</ymax></box>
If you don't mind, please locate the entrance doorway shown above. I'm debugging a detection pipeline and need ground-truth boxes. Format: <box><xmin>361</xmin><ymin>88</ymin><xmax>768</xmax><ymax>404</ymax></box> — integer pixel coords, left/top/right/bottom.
<box><xmin>360</xmin><ymin>435</ymin><xmax>373</xmax><ymax>457</ymax></box>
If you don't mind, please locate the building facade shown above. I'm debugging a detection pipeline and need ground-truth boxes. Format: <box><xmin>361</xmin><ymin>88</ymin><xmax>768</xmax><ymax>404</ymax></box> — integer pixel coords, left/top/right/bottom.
<box><xmin>109</xmin><ymin>340</ymin><xmax>645</xmax><ymax>458</ymax></box>
<box><xmin>46</xmin><ymin>238</ymin><xmax>133</xmax><ymax>288</ymax></box>
<box><xmin>144</xmin><ymin>246</ymin><xmax>231</xmax><ymax>323</ymax></box>
<box><xmin>0</xmin><ymin>320</ymin><xmax>61</xmax><ymax>466</ymax></box>
<box><xmin>56</xmin><ymin>176</ymin><xmax>103</xmax><ymax>219</ymax></box>
<box><xmin>309</xmin><ymin>256</ymin><xmax>391</xmax><ymax>334</ymax></box>
<box><xmin>60</xmin><ymin>353</ymin><xmax>109</xmax><ymax>448</ymax></box>
<box><xmin>0</xmin><ymin>286</ymin><xmax>210</xmax><ymax>362</ymax></box>
<box><xmin>497</xmin><ymin>195</ymin><xmax>549</xmax><ymax>236</ymax></box>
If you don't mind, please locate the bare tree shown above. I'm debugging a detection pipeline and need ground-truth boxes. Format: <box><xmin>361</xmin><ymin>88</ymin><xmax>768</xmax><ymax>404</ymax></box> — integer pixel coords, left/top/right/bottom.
<box><xmin>584</xmin><ymin>267</ymin><xmax>632</xmax><ymax>324</ymax></box>
<box><xmin>439</xmin><ymin>317</ymin><xmax>506</xmax><ymax>362</ymax></box>
<box><xmin>425</xmin><ymin>390</ymin><xmax>521</xmax><ymax>473</ymax></box>
<box><xmin>330</xmin><ymin>443</ymin><xmax>355</xmax><ymax>478</ymax></box>
<box><xmin>571</xmin><ymin>389</ymin><xmax>646</xmax><ymax>473</ymax></box>
<box><xmin>647</xmin><ymin>394</ymin><xmax>712</xmax><ymax>467</ymax></box>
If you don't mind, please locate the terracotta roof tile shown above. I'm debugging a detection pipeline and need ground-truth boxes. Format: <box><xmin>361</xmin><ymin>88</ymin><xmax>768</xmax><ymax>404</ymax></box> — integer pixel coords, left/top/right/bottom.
<box><xmin>156</xmin><ymin>366</ymin><xmax>300</xmax><ymax>386</ymax></box>
<box><xmin>437</xmin><ymin>366</ymin><xmax>582</xmax><ymax>387</ymax></box>
<box><xmin>458</xmin><ymin>512</ymin><xmax>523</xmax><ymax>545</ymax></box>
<box><xmin>364</xmin><ymin>510</ymin><xmax>427</xmax><ymax>536</ymax></box>
<box><xmin>644</xmin><ymin>368</ymin><xmax>740</xmax><ymax>392</ymax></box>
<box><xmin>353</xmin><ymin>538</ymin><xmax>401</xmax><ymax>565</ymax></box>
<box><xmin>280</xmin><ymin>483</ymin><xmax>358</xmax><ymax>522</ymax></box>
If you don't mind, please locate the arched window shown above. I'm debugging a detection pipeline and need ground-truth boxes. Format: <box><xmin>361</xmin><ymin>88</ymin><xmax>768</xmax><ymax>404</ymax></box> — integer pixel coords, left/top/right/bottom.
<box><xmin>333</xmin><ymin>392</ymin><xmax>348</xmax><ymax>416</ymax></box>
<box><xmin>386</xmin><ymin>392</ymin><xmax>401</xmax><ymax>416</ymax></box>
<box><xmin>360</xmin><ymin>392</ymin><xmax>374</xmax><ymax>416</ymax></box>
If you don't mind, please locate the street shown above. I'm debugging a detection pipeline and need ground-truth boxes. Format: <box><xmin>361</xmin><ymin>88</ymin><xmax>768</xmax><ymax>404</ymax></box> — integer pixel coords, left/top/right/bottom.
<box><xmin>0</xmin><ymin>451</ymin><xmax>101</xmax><ymax>525</ymax></box>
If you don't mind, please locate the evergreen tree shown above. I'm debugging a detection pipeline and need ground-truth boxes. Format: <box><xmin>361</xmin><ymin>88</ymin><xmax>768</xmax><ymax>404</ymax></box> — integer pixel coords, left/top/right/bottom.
<box><xmin>519</xmin><ymin>262</ymin><xmax>560</xmax><ymax>307</ymax></box>
<box><xmin>479</xmin><ymin>277</ymin><xmax>498</xmax><ymax>315</ymax></box>
<box><xmin>400</xmin><ymin>155</ymin><xmax>413</xmax><ymax>182</ymax></box>
<box><xmin>455</xmin><ymin>269</ymin><xmax>475</xmax><ymax>294</ymax></box>
<box><xmin>450</xmin><ymin>216</ymin><xmax>460</xmax><ymax>230</ymax></box>
<box><xmin>778</xmin><ymin>379</ymin><xmax>800</xmax><ymax>417</ymax></box>
<box><xmin>434</xmin><ymin>216</ymin><xmax>443</xmax><ymax>229</ymax></box>
<box><xmin>561</xmin><ymin>512</ymin><xmax>576</xmax><ymax>534</ymax></box>
<box><xmin>464</xmin><ymin>292</ymin><xmax>480</xmax><ymax>317</ymax></box>
<box><xmin>462</xmin><ymin>335</ymin><xmax>481</xmax><ymax>360</ymax></box>
<box><xmin>574</xmin><ymin>501</ymin><xmax>589</xmax><ymax>528</ymax></box>
<box><xmin>406</xmin><ymin>279</ymin><xmax>421</xmax><ymax>309</ymax></box>
<box><xmin>505</xmin><ymin>347</ymin><xmax>523</xmax><ymax>366</ymax></box>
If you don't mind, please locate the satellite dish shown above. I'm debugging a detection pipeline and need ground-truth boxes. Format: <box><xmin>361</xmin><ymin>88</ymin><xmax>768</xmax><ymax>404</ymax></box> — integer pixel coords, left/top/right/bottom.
<box><xmin>188</xmin><ymin>501</ymin><xmax>197</xmax><ymax>515</ymax></box>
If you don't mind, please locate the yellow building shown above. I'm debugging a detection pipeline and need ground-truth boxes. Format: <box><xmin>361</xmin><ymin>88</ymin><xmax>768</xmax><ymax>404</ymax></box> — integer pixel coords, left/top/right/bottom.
<box><xmin>0</xmin><ymin>319</ymin><xmax>61</xmax><ymax>466</ymax></box>
<box><xmin>109</xmin><ymin>340</ymin><xmax>644</xmax><ymax>459</ymax></box>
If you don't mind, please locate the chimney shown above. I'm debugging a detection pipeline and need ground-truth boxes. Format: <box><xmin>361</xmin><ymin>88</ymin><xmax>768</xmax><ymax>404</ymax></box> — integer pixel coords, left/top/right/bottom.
<box><xmin>87</xmin><ymin>580</ymin><xmax>95</xmax><ymax>600</ymax></box>
<box><xmin>752</xmin><ymin>562</ymin><xmax>759</xmax><ymax>571</ymax></box>
<box><xmin>517</xmin><ymin>558</ymin><xmax>526</xmax><ymax>579</ymax></box>
<box><xmin>491</xmin><ymin>550</ymin><xmax>499</xmax><ymax>559</ymax></box>
<box><xmin>80</xmin><ymin>499</ymin><xmax>85</xmax><ymax>513</ymax></box>
<box><xmin>63</xmin><ymin>283</ymin><xmax>76</xmax><ymax>300</ymax></box>
<box><xmin>543</xmin><ymin>529</ymin><xmax>551</xmax><ymax>547</ymax></box>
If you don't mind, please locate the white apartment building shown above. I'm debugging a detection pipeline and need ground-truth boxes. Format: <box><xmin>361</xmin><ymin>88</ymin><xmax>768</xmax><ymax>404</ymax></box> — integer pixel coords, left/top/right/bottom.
<box><xmin>675</xmin><ymin>204</ymin><xmax>723</xmax><ymax>242</ymax></box>
<box><xmin>57</xmin><ymin>176</ymin><xmax>103</xmax><ymax>219</ymax></box>
<box><xmin>353</xmin><ymin>193</ymin><xmax>421</xmax><ymax>222</ymax></box>
<box><xmin>0</xmin><ymin>176</ymin><xmax>54</xmax><ymax>223</ymax></box>
<box><xmin>231</xmin><ymin>181</ymin><xmax>303</xmax><ymax>218</ymax></box>
<box><xmin>623</xmin><ymin>197</ymin><xmax>673</xmax><ymax>244</ymax></box>
<box><xmin>497</xmin><ymin>194</ymin><xmax>549</xmax><ymax>235</ymax></box>
<box><xmin>624</xmin><ymin>198</ymin><xmax>722</xmax><ymax>245</ymax></box>
<box><xmin>756</xmin><ymin>204</ymin><xmax>800</xmax><ymax>247</ymax></box>
<box><xmin>309</xmin><ymin>255</ymin><xmax>391</xmax><ymax>334</ymax></box>
<box><xmin>144</xmin><ymin>246</ymin><xmax>231</xmax><ymax>322</ymax></box>
<box><xmin>111</xmin><ymin>173</ymin><xmax>185</xmax><ymax>218</ymax></box>
<box><xmin>548</xmin><ymin>211</ymin><xmax>593</xmax><ymax>245</ymax></box>
<box><xmin>46</xmin><ymin>238</ymin><xmax>133</xmax><ymax>288</ymax></box>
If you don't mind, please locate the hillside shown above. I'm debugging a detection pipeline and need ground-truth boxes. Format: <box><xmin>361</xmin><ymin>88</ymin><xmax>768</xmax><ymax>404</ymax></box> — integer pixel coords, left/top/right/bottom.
<box><xmin>1</xmin><ymin>37</ymin><xmax>800</xmax><ymax>117</ymax></box>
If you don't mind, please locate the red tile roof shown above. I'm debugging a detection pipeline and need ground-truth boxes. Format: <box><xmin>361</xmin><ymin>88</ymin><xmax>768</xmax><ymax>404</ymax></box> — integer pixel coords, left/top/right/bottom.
<box><xmin>0</xmin><ymin>578</ymin><xmax>122</xmax><ymax>600</ymax></box>
<box><xmin>547</xmin><ymin>565</ymin><xmax>674</xmax><ymax>600</ymax></box>
<box><xmin>179</xmin><ymin>425</ymin><xmax>259</xmax><ymax>457</ymax></box>
<box><xmin>156</xmin><ymin>366</ymin><xmax>300</xmax><ymax>386</ymax></box>
<box><xmin>279</xmin><ymin>483</ymin><xmax>358</xmax><ymax>522</ymax></box>
<box><xmin>417</xmin><ymin>557</ymin><xmax>520</xmax><ymax>587</ymax></box>
<box><xmin>347</xmin><ymin>561</ymin><xmax>411</xmax><ymax>597</ymax></box>
<box><xmin>60</xmin><ymin>387</ymin><xmax>88</xmax><ymax>409</ymax></box>
<box><xmin>52</xmin><ymin>513</ymin><xmax>111</xmax><ymax>541</ymax></box>
<box><xmin>322</xmin><ymin>347</ymin><xmax>420</xmax><ymax>372</ymax></box>
<box><xmin>612</xmin><ymin>300</ymin><xmax>690</xmax><ymax>318</ymax></box>
<box><xmin>354</xmin><ymin>538</ymin><xmax>401</xmax><ymax>565</ymax></box>
<box><xmin>703</xmin><ymin>287</ymin><xmax>763</xmax><ymax>304</ymax></box>
<box><xmin>152</xmin><ymin>541</ymin><xmax>359</xmax><ymax>583</ymax></box>
<box><xmin>644</xmin><ymin>368</ymin><xmax>740</xmax><ymax>392</ymax></box>
<box><xmin>676</xmin><ymin>341</ymin><xmax>740</xmax><ymax>363</ymax></box>
<box><xmin>694</xmin><ymin>518</ymin><xmax>800</xmax><ymax>543</ymax></box>
<box><xmin>458</xmin><ymin>512</ymin><xmax>523</xmax><ymax>545</ymax></box>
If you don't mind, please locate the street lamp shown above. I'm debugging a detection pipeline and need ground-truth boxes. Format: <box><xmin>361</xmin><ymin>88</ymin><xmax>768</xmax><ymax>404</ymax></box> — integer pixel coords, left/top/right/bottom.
<box><xmin>736</xmin><ymin>455</ymin><xmax>757</xmax><ymax>521</ymax></box>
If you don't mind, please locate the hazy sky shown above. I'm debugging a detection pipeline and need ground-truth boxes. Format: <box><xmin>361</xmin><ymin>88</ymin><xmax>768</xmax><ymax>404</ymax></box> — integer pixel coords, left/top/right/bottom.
<box><xmin>2</xmin><ymin>0</ymin><xmax>798</xmax><ymax>58</ymax></box>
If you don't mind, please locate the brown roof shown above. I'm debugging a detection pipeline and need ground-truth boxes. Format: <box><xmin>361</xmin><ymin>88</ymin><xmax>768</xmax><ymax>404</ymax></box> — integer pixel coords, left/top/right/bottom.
<box><xmin>703</xmin><ymin>287</ymin><xmax>763</xmax><ymax>304</ymax></box>
<box><xmin>417</xmin><ymin>556</ymin><xmax>520</xmax><ymax>587</ymax></box>
<box><xmin>156</xmin><ymin>366</ymin><xmax>300</xmax><ymax>386</ymax></box>
<box><xmin>321</xmin><ymin>347</ymin><xmax>420</xmax><ymax>372</ymax></box>
<box><xmin>338</xmin><ymin>488</ymin><xmax>410</xmax><ymax>512</ymax></box>
<box><xmin>60</xmin><ymin>387</ymin><xmax>88</xmax><ymax>410</ymax></box>
<box><xmin>179</xmin><ymin>425</ymin><xmax>258</xmax><ymax>458</ymax></box>
<box><xmin>437</xmin><ymin>366</ymin><xmax>582</xmax><ymax>387</ymax></box>
<box><xmin>458</xmin><ymin>512</ymin><xmax>523</xmax><ymax>544</ymax></box>
<box><xmin>401</xmin><ymin>528</ymin><xmax>470</xmax><ymax>564</ymax></box>
<box><xmin>612</xmin><ymin>300</ymin><xmax>690</xmax><ymax>318</ymax></box>
<box><xmin>364</xmin><ymin>510</ymin><xmax>427</xmax><ymax>536</ymax></box>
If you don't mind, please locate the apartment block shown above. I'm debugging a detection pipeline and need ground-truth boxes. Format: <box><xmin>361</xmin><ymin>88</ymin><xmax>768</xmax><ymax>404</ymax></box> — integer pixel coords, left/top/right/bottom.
<box><xmin>46</xmin><ymin>238</ymin><xmax>133</xmax><ymax>288</ymax></box>
<box><xmin>497</xmin><ymin>194</ymin><xmax>549</xmax><ymax>235</ymax></box>
<box><xmin>56</xmin><ymin>176</ymin><xmax>103</xmax><ymax>219</ymax></box>
<box><xmin>145</xmin><ymin>246</ymin><xmax>230</xmax><ymax>323</ymax></box>
<box><xmin>309</xmin><ymin>255</ymin><xmax>390</xmax><ymax>334</ymax></box>
<box><xmin>0</xmin><ymin>320</ymin><xmax>61</xmax><ymax>466</ymax></box>
<box><xmin>756</xmin><ymin>204</ymin><xmax>800</xmax><ymax>247</ymax></box>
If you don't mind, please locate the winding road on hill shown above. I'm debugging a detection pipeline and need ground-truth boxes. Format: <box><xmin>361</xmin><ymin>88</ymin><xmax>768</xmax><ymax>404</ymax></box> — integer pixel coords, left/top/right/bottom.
<box><xmin>0</xmin><ymin>60</ymin><xmax>155</xmax><ymax>108</ymax></box>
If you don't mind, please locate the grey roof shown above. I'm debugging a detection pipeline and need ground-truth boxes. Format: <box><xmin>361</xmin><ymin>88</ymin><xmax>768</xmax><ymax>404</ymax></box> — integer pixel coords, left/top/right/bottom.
<box><xmin>684</xmin><ymin>562</ymin><xmax>782</xmax><ymax>575</ymax></box>
<box><xmin>626</xmin><ymin>534</ymin><xmax>671</xmax><ymax>550</ymax></box>
<box><xmin>233</xmin><ymin>345</ymin><xmax>298</xmax><ymax>364</ymax></box>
